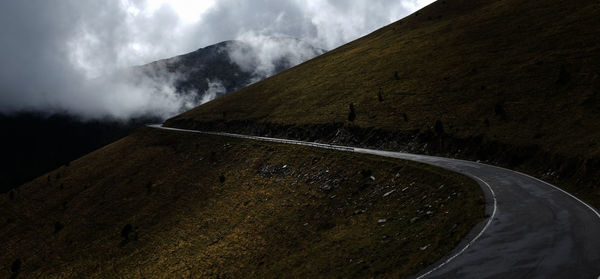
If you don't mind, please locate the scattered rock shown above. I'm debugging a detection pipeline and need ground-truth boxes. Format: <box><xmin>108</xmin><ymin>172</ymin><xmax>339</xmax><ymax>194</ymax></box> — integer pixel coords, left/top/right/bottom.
<box><xmin>410</xmin><ymin>217</ymin><xmax>419</xmax><ymax>224</ymax></box>
<box><xmin>354</xmin><ymin>209</ymin><xmax>367</xmax><ymax>215</ymax></box>
<box><xmin>54</xmin><ymin>221</ymin><xmax>64</xmax><ymax>233</ymax></box>
<box><xmin>420</xmin><ymin>244</ymin><xmax>430</xmax><ymax>251</ymax></box>
<box><xmin>11</xmin><ymin>258</ymin><xmax>21</xmax><ymax>274</ymax></box>
<box><xmin>383</xmin><ymin>189</ymin><xmax>396</xmax><ymax>197</ymax></box>
<box><xmin>378</xmin><ymin>218</ymin><xmax>387</xmax><ymax>224</ymax></box>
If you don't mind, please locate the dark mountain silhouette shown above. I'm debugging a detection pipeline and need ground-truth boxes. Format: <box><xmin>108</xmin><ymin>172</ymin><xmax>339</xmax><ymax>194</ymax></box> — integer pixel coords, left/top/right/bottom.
<box><xmin>135</xmin><ymin>39</ymin><xmax>325</xmax><ymax>104</ymax></box>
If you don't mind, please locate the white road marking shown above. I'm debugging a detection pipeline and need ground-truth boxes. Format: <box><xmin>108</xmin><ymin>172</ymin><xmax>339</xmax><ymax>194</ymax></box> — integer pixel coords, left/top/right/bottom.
<box><xmin>435</xmin><ymin>155</ymin><xmax>600</xmax><ymax>221</ymax></box>
<box><xmin>414</xmin><ymin>176</ymin><xmax>497</xmax><ymax>279</ymax></box>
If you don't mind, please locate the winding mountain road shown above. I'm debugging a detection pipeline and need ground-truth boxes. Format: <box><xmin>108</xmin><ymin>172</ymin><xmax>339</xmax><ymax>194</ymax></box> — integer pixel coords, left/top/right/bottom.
<box><xmin>148</xmin><ymin>124</ymin><xmax>600</xmax><ymax>279</ymax></box>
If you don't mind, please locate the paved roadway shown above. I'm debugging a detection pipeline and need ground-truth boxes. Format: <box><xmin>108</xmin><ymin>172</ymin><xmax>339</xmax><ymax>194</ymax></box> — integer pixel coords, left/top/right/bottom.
<box><xmin>148</xmin><ymin>124</ymin><xmax>600</xmax><ymax>279</ymax></box>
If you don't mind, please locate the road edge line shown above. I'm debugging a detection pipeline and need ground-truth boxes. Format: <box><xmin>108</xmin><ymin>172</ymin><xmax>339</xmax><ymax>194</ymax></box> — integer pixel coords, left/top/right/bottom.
<box><xmin>414</xmin><ymin>176</ymin><xmax>497</xmax><ymax>279</ymax></box>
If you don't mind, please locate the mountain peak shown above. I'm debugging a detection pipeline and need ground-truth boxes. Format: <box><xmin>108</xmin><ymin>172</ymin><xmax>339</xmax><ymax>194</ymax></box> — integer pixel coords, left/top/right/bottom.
<box><xmin>136</xmin><ymin>37</ymin><xmax>325</xmax><ymax>106</ymax></box>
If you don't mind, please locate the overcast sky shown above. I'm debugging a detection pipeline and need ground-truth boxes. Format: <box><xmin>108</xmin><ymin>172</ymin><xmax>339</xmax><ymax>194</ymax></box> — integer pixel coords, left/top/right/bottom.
<box><xmin>0</xmin><ymin>0</ymin><xmax>434</xmax><ymax>119</ymax></box>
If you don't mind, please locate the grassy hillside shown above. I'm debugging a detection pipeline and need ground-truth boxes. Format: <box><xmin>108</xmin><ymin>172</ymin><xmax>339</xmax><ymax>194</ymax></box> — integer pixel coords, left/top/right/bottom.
<box><xmin>166</xmin><ymin>0</ymin><xmax>600</xmax><ymax>206</ymax></box>
<box><xmin>1</xmin><ymin>128</ymin><xmax>483</xmax><ymax>278</ymax></box>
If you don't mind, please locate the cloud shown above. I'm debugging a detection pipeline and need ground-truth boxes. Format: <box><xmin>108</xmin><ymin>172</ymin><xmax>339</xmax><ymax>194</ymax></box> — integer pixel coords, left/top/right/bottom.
<box><xmin>0</xmin><ymin>0</ymin><xmax>433</xmax><ymax>120</ymax></box>
<box><xmin>0</xmin><ymin>1</ymin><xmax>181</xmax><ymax>119</ymax></box>
<box><xmin>200</xmin><ymin>80</ymin><xmax>227</xmax><ymax>105</ymax></box>
<box><xmin>228</xmin><ymin>33</ymin><xmax>324</xmax><ymax>78</ymax></box>
<box><xmin>75</xmin><ymin>64</ymin><xmax>196</xmax><ymax>120</ymax></box>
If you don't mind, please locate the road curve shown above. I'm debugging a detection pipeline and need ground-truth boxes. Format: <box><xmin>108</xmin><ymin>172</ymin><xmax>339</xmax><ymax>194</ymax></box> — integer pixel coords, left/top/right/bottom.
<box><xmin>148</xmin><ymin>124</ymin><xmax>600</xmax><ymax>279</ymax></box>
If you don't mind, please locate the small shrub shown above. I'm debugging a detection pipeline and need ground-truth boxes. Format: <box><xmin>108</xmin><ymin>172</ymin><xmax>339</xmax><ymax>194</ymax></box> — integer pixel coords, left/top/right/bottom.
<box><xmin>146</xmin><ymin>182</ymin><xmax>152</xmax><ymax>194</ymax></box>
<box><xmin>434</xmin><ymin>120</ymin><xmax>445</xmax><ymax>135</ymax></box>
<box><xmin>402</xmin><ymin>113</ymin><xmax>408</xmax><ymax>122</ymax></box>
<box><xmin>219</xmin><ymin>175</ymin><xmax>226</xmax><ymax>183</ymax></box>
<box><xmin>348</xmin><ymin>103</ymin><xmax>356</xmax><ymax>122</ymax></box>
<box><xmin>378</xmin><ymin>90</ymin><xmax>384</xmax><ymax>102</ymax></box>
<box><xmin>120</xmin><ymin>223</ymin><xmax>138</xmax><ymax>247</ymax></box>
<box><xmin>54</xmin><ymin>221</ymin><xmax>64</xmax><ymax>233</ymax></box>
<box><xmin>495</xmin><ymin>103</ymin><xmax>507</xmax><ymax>121</ymax></box>
<box><xmin>121</xmin><ymin>224</ymin><xmax>132</xmax><ymax>239</ymax></box>
<box><xmin>556</xmin><ymin>64</ymin><xmax>570</xmax><ymax>85</ymax></box>
<box><xmin>11</xmin><ymin>259</ymin><xmax>21</xmax><ymax>274</ymax></box>
<box><xmin>360</xmin><ymin>169</ymin><xmax>372</xmax><ymax>178</ymax></box>
<box><xmin>394</xmin><ymin>71</ymin><xmax>400</xmax><ymax>80</ymax></box>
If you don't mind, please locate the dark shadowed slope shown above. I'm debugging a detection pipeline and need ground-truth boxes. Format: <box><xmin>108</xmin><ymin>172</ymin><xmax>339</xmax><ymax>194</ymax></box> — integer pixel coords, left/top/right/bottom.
<box><xmin>0</xmin><ymin>112</ymin><xmax>158</xmax><ymax>193</ymax></box>
<box><xmin>0</xmin><ymin>127</ymin><xmax>483</xmax><ymax>278</ymax></box>
<box><xmin>165</xmin><ymin>0</ymin><xmax>600</xmax><ymax>207</ymax></box>
<box><xmin>152</xmin><ymin>125</ymin><xmax>600</xmax><ymax>279</ymax></box>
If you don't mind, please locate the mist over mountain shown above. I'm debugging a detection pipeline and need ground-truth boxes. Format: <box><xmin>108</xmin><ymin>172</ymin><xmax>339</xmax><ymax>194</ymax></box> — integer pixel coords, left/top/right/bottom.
<box><xmin>0</xmin><ymin>1</ymin><xmax>416</xmax><ymax>120</ymax></box>
<box><xmin>0</xmin><ymin>38</ymin><xmax>324</xmax><ymax>193</ymax></box>
<box><xmin>133</xmin><ymin>38</ymin><xmax>325</xmax><ymax>106</ymax></box>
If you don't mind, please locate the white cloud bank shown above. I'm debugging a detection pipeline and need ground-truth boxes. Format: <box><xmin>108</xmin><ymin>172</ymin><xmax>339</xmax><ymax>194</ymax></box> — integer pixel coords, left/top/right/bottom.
<box><xmin>0</xmin><ymin>0</ymin><xmax>434</xmax><ymax>120</ymax></box>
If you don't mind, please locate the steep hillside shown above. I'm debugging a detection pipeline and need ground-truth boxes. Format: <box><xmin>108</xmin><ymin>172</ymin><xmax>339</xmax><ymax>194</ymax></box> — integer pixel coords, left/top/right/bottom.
<box><xmin>1</xmin><ymin>128</ymin><xmax>483</xmax><ymax>278</ymax></box>
<box><xmin>166</xmin><ymin>0</ymin><xmax>600</xmax><ymax>206</ymax></box>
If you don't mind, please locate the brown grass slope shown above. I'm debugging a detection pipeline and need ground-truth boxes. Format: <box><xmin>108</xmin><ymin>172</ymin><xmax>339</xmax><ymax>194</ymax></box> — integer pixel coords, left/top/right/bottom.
<box><xmin>1</xmin><ymin>128</ymin><xmax>483</xmax><ymax>278</ymax></box>
<box><xmin>166</xmin><ymin>0</ymin><xmax>600</xmax><ymax>206</ymax></box>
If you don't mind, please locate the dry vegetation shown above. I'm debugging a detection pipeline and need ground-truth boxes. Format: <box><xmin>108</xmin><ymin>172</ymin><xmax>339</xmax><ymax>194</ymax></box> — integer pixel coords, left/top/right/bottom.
<box><xmin>1</xmin><ymin>128</ymin><xmax>484</xmax><ymax>278</ymax></box>
<box><xmin>166</xmin><ymin>0</ymin><xmax>600</xmax><ymax>207</ymax></box>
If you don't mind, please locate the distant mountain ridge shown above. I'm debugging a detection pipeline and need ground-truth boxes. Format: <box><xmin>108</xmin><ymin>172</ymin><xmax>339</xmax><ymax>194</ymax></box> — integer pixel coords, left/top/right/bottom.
<box><xmin>135</xmin><ymin>39</ymin><xmax>326</xmax><ymax>104</ymax></box>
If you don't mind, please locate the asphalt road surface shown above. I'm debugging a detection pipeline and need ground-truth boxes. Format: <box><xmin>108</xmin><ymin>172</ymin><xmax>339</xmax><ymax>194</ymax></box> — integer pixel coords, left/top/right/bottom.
<box><xmin>149</xmin><ymin>124</ymin><xmax>600</xmax><ymax>279</ymax></box>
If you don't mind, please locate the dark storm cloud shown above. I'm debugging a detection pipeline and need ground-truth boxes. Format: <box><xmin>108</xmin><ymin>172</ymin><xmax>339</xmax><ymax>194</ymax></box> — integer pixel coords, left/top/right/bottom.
<box><xmin>0</xmin><ymin>0</ymin><xmax>432</xmax><ymax>119</ymax></box>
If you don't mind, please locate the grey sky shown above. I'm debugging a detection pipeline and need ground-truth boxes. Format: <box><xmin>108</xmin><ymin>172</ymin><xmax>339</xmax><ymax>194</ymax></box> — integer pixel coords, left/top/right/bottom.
<box><xmin>0</xmin><ymin>0</ymin><xmax>433</xmax><ymax>119</ymax></box>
